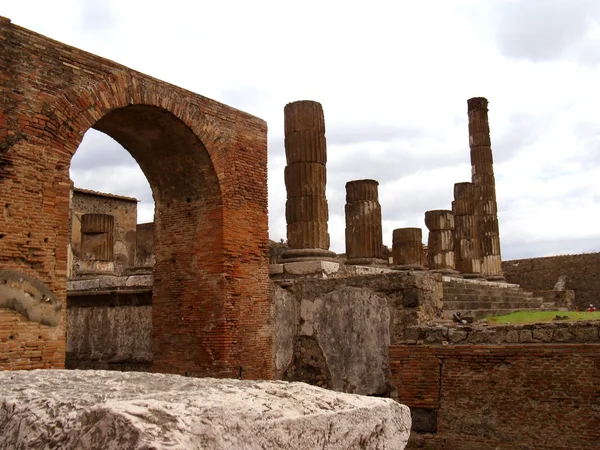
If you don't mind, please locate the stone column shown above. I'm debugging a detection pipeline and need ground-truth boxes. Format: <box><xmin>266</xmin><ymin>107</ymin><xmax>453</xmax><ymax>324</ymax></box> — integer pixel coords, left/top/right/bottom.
<box><xmin>452</xmin><ymin>182</ymin><xmax>482</xmax><ymax>278</ymax></box>
<box><xmin>468</xmin><ymin>97</ymin><xmax>503</xmax><ymax>280</ymax></box>
<box><xmin>392</xmin><ymin>227</ymin><xmax>424</xmax><ymax>270</ymax></box>
<box><xmin>281</xmin><ymin>101</ymin><xmax>335</xmax><ymax>262</ymax></box>
<box><xmin>79</xmin><ymin>213</ymin><xmax>115</xmax><ymax>275</ymax></box>
<box><xmin>344</xmin><ymin>179</ymin><xmax>385</xmax><ymax>265</ymax></box>
<box><xmin>424</xmin><ymin>210</ymin><xmax>456</xmax><ymax>274</ymax></box>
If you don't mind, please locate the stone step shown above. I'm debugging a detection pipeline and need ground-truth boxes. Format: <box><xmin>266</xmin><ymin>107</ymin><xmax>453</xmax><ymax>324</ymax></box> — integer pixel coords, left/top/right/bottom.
<box><xmin>443</xmin><ymin>306</ymin><xmax>568</xmax><ymax>320</ymax></box>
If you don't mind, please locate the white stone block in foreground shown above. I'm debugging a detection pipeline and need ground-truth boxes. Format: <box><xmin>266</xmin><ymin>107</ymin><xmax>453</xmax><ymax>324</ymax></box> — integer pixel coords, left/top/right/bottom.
<box><xmin>0</xmin><ymin>370</ymin><xmax>411</xmax><ymax>449</ymax></box>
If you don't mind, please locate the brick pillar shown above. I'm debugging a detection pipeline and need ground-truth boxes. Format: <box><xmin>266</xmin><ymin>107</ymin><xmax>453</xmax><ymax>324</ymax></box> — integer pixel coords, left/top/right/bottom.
<box><xmin>424</xmin><ymin>210</ymin><xmax>457</xmax><ymax>274</ymax></box>
<box><xmin>79</xmin><ymin>213</ymin><xmax>115</xmax><ymax>275</ymax></box>
<box><xmin>282</xmin><ymin>100</ymin><xmax>335</xmax><ymax>261</ymax></box>
<box><xmin>468</xmin><ymin>97</ymin><xmax>503</xmax><ymax>280</ymax></box>
<box><xmin>452</xmin><ymin>182</ymin><xmax>482</xmax><ymax>278</ymax></box>
<box><xmin>392</xmin><ymin>227</ymin><xmax>424</xmax><ymax>270</ymax></box>
<box><xmin>344</xmin><ymin>179</ymin><xmax>386</xmax><ymax>265</ymax></box>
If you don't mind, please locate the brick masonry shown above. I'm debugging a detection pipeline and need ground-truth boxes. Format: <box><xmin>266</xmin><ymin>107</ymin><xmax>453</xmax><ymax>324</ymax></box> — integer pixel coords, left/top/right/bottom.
<box><xmin>503</xmin><ymin>253</ymin><xmax>600</xmax><ymax>311</ymax></box>
<box><xmin>0</xmin><ymin>17</ymin><xmax>272</xmax><ymax>378</ymax></box>
<box><xmin>390</xmin><ymin>343</ymin><xmax>600</xmax><ymax>449</ymax></box>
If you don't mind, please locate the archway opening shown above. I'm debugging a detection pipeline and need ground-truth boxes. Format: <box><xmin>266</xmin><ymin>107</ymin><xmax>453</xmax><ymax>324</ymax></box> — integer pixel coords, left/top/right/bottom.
<box><xmin>66</xmin><ymin>105</ymin><xmax>224</xmax><ymax>375</ymax></box>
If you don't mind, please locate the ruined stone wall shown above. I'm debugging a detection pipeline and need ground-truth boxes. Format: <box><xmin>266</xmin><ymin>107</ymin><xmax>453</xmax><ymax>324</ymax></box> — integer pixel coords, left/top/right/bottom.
<box><xmin>71</xmin><ymin>189</ymin><xmax>138</xmax><ymax>276</ymax></box>
<box><xmin>66</xmin><ymin>304</ymin><xmax>152</xmax><ymax>371</ymax></box>
<box><xmin>391</xmin><ymin>340</ymin><xmax>600</xmax><ymax>449</ymax></box>
<box><xmin>272</xmin><ymin>271</ymin><xmax>443</xmax><ymax>395</ymax></box>
<box><xmin>503</xmin><ymin>253</ymin><xmax>600</xmax><ymax>310</ymax></box>
<box><xmin>135</xmin><ymin>222</ymin><xmax>154</xmax><ymax>268</ymax></box>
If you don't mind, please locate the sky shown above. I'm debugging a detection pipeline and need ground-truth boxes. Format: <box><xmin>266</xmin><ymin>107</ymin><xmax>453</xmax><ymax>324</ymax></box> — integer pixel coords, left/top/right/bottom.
<box><xmin>4</xmin><ymin>0</ymin><xmax>600</xmax><ymax>260</ymax></box>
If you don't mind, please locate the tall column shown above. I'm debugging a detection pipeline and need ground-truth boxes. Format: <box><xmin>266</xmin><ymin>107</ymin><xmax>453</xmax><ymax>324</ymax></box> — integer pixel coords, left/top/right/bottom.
<box><xmin>468</xmin><ymin>97</ymin><xmax>503</xmax><ymax>280</ymax></box>
<box><xmin>282</xmin><ymin>101</ymin><xmax>335</xmax><ymax>262</ymax></box>
<box><xmin>344</xmin><ymin>179</ymin><xmax>385</xmax><ymax>265</ymax></box>
<box><xmin>392</xmin><ymin>227</ymin><xmax>424</xmax><ymax>270</ymax></box>
<box><xmin>424</xmin><ymin>210</ymin><xmax>457</xmax><ymax>274</ymax></box>
<box><xmin>452</xmin><ymin>182</ymin><xmax>482</xmax><ymax>278</ymax></box>
<box><xmin>78</xmin><ymin>213</ymin><xmax>115</xmax><ymax>275</ymax></box>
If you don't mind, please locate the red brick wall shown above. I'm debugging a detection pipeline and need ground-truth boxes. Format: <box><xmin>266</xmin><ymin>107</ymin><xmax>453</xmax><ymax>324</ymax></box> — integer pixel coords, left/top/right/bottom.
<box><xmin>0</xmin><ymin>17</ymin><xmax>272</xmax><ymax>378</ymax></box>
<box><xmin>0</xmin><ymin>309</ymin><xmax>64</xmax><ymax>370</ymax></box>
<box><xmin>390</xmin><ymin>344</ymin><xmax>600</xmax><ymax>449</ymax></box>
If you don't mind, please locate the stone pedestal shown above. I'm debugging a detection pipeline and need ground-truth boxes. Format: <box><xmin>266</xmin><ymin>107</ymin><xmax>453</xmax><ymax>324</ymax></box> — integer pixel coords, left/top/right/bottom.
<box><xmin>344</xmin><ymin>179</ymin><xmax>386</xmax><ymax>265</ymax></box>
<box><xmin>452</xmin><ymin>182</ymin><xmax>482</xmax><ymax>278</ymax></box>
<box><xmin>425</xmin><ymin>210</ymin><xmax>457</xmax><ymax>275</ymax></box>
<box><xmin>78</xmin><ymin>214</ymin><xmax>115</xmax><ymax>276</ymax></box>
<box><xmin>282</xmin><ymin>101</ymin><xmax>335</xmax><ymax>262</ymax></box>
<box><xmin>468</xmin><ymin>97</ymin><xmax>503</xmax><ymax>280</ymax></box>
<box><xmin>392</xmin><ymin>227</ymin><xmax>424</xmax><ymax>270</ymax></box>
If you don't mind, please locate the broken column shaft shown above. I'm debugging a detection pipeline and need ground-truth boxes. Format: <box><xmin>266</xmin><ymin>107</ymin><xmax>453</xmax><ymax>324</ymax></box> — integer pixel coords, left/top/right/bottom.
<box><xmin>282</xmin><ymin>101</ymin><xmax>335</xmax><ymax>261</ymax></box>
<box><xmin>425</xmin><ymin>210</ymin><xmax>456</xmax><ymax>273</ymax></box>
<box><xmin>79</xmin><ymin>213</ymin><xmax>115</xmax><ymax>275</ymax></box>
<box><xmin>452</xmin><ymin>182</ymin><xmax>481</xmax><ymax>278</ymax></box>
<box><xmin>344</xmin><ymin>179</ymin><xmax>385</xmax><ymax>265</ymax></box>
<box><xmin>468</xmin><ymin>97</ymin><xmax>503</xmax><ymax>280</ymax></box>
<box><xmin>392</xmin><ymin>227</ymin><xmax>424</xmax><ymax>269</ymax></box>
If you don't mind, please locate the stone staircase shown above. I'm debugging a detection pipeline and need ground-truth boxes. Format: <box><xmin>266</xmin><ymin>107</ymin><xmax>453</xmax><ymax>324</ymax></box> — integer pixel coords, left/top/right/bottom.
<box><xmin>442</xmin><ymin>277</ymin><xmax>568</xmax><ymax>319</ymax></box>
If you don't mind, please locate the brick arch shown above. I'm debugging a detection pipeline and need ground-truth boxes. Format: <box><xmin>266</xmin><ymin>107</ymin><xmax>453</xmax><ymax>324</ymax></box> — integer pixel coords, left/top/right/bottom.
<box><xmin>0</xmin><ymin>19</ymin><xmax>272</xmax><ymax>378</ymax></box>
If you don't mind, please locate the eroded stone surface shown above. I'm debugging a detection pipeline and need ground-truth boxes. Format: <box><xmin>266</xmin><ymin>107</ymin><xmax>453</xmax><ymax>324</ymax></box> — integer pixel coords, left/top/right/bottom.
<box><xmin>0</xmin><ymin>370</ymin><xmax>411</xmax><ymax>450</ymax></box>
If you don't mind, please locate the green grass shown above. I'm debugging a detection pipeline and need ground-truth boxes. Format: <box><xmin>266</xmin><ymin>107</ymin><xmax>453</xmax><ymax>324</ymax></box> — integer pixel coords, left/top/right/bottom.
<box><xmin>486</xmin><ymin>310</ymin><xmax>600</xmax><ymax>324</ymax></box>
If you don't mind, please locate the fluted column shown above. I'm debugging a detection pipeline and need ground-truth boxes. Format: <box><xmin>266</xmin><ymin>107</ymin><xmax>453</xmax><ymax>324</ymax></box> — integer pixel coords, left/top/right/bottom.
<box><xmin>79</xmin><ymin>213</ymin><xmax>115</xmax><ymax>275</ymax></box>
<box><xmin>468</xmin><ymin>97</ymin><xmax>503</xmax><ymax>280</ymax></box>
<box><xmin>344</xmin><ymin>179</ymin><xmax>385</xmax><ymax>265</ymax></box>
<box><xmin>282</xmin><ymin>101</ymin><xmax>335</xmax><ymax>261</ymax></box>
<box><xmin>392</xmin><ymin>227</ymin><xmax>424</xmax><ymax>270</ymax></box>
<box><xmin>452</xmin><ymin>182</ymin><xmax>482</xmax><ymax>278</ymax></box>
<box><xmin>425</xmin><ymin>210</ymin><xmax>457</xmax><ymax>274</ymax></box>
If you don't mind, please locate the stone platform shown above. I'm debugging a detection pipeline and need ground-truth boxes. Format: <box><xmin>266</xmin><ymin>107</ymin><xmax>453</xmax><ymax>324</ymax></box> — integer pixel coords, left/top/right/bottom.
<box><xmin>0</xmin><ymin>370</ymin><xmax>411</xmax><ymax>449</ymax></box>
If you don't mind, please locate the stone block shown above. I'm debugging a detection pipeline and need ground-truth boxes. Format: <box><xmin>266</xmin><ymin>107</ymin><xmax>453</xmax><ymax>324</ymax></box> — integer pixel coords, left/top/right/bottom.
<box><xmin>67</xmin><ymin>279</ymin><xmax>100</xmax><ymax>291</ymax></box>
<box><xmin>0</xmin><ymin>370</ymin><xmax>412</xmax><ymax>449</ymax></box>
<box><xmin>284</xmin><ymin>261</ymin><xmax>340</xmax><ymax>277</ymax></box>
<box><xmin>269</xmin><ymin>264</ymin><xmax>284</xmax><ymax>275</ymax></box>
<box><xmin>125</xmin><ymin>275</ymin><xmax>153</xmax><ymax>287</ymax></box>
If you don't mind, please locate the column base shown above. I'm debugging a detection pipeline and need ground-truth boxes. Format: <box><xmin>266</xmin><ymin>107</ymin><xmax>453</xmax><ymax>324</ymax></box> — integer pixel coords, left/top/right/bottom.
<box><xmin>461</xmin><ymin>272</ymin><xmax>484</xmax><ymax>279</ymax></box>
<box><xmin>281</xmin><ymin>248</ymin><xmax>337</xmax><ymax>263</ymax></box>
<box><xmin>345</xmin><ymin>257</ymin><xmax>388</xmax><ymax>266</ymax></box>
<box><xmin>431</xmin><ymin>269</ymin><xmax>462</xmax><ymax>277</ymax></box>
<box><xmin>486</xmin><ymin>275</ymin><xmax>506</xmax><ymax>282</ymax></box>
<box><xmin>391</xmin><ymin>264</ymin><xmax>425</xmax><ymax>271</ymax></box>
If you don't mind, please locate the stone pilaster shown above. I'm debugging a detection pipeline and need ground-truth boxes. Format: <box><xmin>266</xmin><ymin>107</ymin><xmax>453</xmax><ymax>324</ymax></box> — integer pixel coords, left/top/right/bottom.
<box><xmin>344</xmin><ymin>179</ymin><xmax>385</xmax><ymax>265</ymax></box>
<box><xmin>392</xmin><ymin>227</ymin><xmax>424</xmax><ymax>270</ymax></box>
<box><xmin>468</xmin><ymin>97</ymin><xmax>503</xmax><ymax>280</ymax></box>
<box><xmin>452</xmin><ymin>182</ymin><xmax>482</xmax><ymax>278</ymax></box>
<box><xmin>424</xmin><ymin>210</ymin><xmax>456</xmax><ymax>274</ymax></box>
<box><xmin>79</xmin><ymin>213</ymin><xmax>115</xmax><ymax>275</ymax></box>
<box><xmin>282</xmin><ymin>101</ymin><xmax>335</xmax><ymax>262</ymax></box>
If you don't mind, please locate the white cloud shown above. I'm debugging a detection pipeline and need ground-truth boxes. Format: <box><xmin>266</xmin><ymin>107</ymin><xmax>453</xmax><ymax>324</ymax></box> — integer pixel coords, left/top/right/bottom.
<box><xmin>4</xmin><ymin>0</ymin><xmax>600</xmax><ymax>259</ymax></box>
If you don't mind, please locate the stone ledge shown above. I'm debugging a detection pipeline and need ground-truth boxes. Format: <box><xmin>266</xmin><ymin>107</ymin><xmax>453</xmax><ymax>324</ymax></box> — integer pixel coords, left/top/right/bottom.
<box><xmin>68</xmin><ymin>275</ymin><xmax>153</xmax><ymax>292</ymax></box>
<box><xmin>0</xmin><ymin>370</ymin><xmax>411</xmax><ymax>450</ymax></box>
<box><xmin>283</xmin><ymin>261</ymin><xmax>340</xmax><ymax>278</ymax></box>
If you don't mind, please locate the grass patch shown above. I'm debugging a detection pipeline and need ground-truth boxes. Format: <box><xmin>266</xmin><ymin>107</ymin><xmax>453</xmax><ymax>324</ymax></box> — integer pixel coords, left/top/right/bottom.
<box><xmin>486</xmin><ymin>310</ymin><xmax>600</xmax><ymax>324</ymax></box>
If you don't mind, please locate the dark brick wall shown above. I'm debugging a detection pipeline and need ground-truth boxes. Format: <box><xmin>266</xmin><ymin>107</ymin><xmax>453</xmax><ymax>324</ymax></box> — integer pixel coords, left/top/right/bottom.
<box><xmin>0</xmin><ymin>17</ymin><xmax>272</xmax><ymax>378</ymax></box>
<box><xmin>391</xmin><ymin>343</ymin><xmax>600</xmax><ymax>449</ymax></box>
<box><xmin>503</xmin><ymin>253</ymin><xmax>600</xmax><ymax>311</ymax></box>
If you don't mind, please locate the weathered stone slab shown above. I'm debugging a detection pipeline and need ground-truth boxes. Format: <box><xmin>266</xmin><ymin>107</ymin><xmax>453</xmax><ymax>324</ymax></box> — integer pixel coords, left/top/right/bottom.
<box><xmin>269</xmin><ymin>263</ymin><xmax>284</xmax><ymax>275</ymax></box>
<box><xmin>125</xmin><ymin>274</ymin><xmax>153</xmax><ymax>287</ymax></box>
<box><xmin>284</xmin><ymin>261</ymin><xmax>340</xmax><ymax>277</ymax></box>
<box><xmin>0</xmin><ymin>370</ymin><xmax>411</xmax><ymax>450</ymax></box>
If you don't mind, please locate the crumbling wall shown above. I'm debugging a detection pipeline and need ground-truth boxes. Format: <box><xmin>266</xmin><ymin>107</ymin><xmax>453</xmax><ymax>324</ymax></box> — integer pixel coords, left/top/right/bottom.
<box><xmin>71</xmin><ymin>189</ymin><xmax>138</xmax><ymax>276</ymax></box>
<box><xmin>502</xmin><ymin>253</ymin><xmax>600</xmax><ymax>310</ymax></box>
<box><xmin>273</xmin><ymin>271</ymin><xmax>443</xmax><ymax>395</ymax></box>
<box><xmin>66</xmin><ymin>304</ymin><xmax>152</xmax><ymax>371</ymax></box>
<box><xmin>135</xmin><ymin>222</ymin><xmax>154</xmax><ymax>268</ymax></box>
<box><xmin>391</xmin><ymin>337</ymin><xmax>600</xmax><ymax>449</ymax></box>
